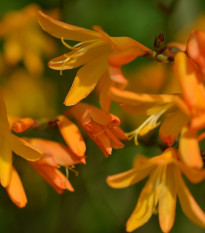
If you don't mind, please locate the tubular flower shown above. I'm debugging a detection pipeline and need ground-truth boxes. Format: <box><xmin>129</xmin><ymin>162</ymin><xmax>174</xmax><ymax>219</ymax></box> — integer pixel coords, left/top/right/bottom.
<box><xmin>68</xmin><ymin>103</ymin><xmax>127</xmax><ymax>157</ymax></box>
<box><xmin>27</xmin><ymin>138</ymin><xmax>86</xmax><ymax>193</ymax></box>
<box><xmin>109</xmin><ymin>86</ymin><xmax>188</xmax><ymax>146</ymax></box>
<box><xmin>6</xmin><ymin>167</ymin><xmax>27</xmax><ymax>208</ymax></box>
<box><xmin>107</xmin><ymin>148</ymin><xmax>205</xmax><ymax>232</ymax></box>
<box><xmin>38</xmin><ymin>11</ymin><xmax>150</xmax><ymax>106</ymax></box>
<box><xmin>0</xmin><ymin>95</ymin><xmax>42</xmax><ymax>187</ymax></box>
<box><xmin>174</xmin><ymin>51</ymin><xmax>205</xmax><ymax>168</ymax></box>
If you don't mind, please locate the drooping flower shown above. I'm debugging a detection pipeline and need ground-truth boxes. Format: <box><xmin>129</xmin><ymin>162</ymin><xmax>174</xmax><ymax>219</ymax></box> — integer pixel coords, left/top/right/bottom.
<box><xmin>0</xmin><ymin>95</ymin><xmax>42</xmax><ymax>187</ymax></box>
<box><xmin>109</xmin><ymin>50</ymin><xmax>205</xmax><ymax>168</ymax></box>
<box><xmin>67</xmin><ymin>103</ymin><xmax>127</xmax><ymax>157</ymax></box>
<box><xmin>38</xmin><ymin>11</ymin><xmax>150</xmax><ymax>106</ymax></box>
<box><xmin>27</xmin><ymin>138</ymin><xmax>86</xmax><ymax>193</ymax></box>
<box><xmin>107</xmin><ymin>147</ymin><xmax>205</xmax><ymax>232</ymax></box>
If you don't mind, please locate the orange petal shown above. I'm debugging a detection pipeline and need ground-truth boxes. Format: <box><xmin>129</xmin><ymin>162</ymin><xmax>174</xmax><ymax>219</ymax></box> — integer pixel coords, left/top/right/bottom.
<box><xmin>11</xmin><ymin>117</ymin><xmax>36</xmax><ymax>133</ymax></box>
<box><xmin>48</xmin><ymin>41</ymin><xmax>111</xmax><ymax>71</ymax></box>
<box><xmin>158</xmin><ymin>164</ymin><xmax>177</xmax><ymax>233</ymax></box>
<box><xmin>159</xmin><ymin>109</ymin><xmax>189</xmax><ymax>146</ymax></box>
<box><xmin>10</xmin><ymin>134</ymin><xmax>42</xmax><ymax>161</ymax></box>
<box><xmin>31</xmin><ymin>163</ymin><xmax>74</xmax><ymax>193</ymax></box>
<box><xmin>57</xmin><ymin>115</ymin><xmax>86</xmax><ymax>157</ymax></box>
<box><xmin>99</xmin><ymin>73</ymin><xmax>112</xmax><ymax>112</ymax></box>
<box><xmin>174</xmin><ymin>166</ymin><xmax>205</xmax><ymax>227</ymax></box>
<box><xmin>0</xmin><ymin>133</ymin><xmax>12</xmax><ymax>187</ymax></box>
<box><xmin>178</xmin><ymin>162</ymin><xmax>205</xmax><ymax>183</ymax></box>
<box><xmin>175</xmin><ymin>52</ymin><xmax>205</xmax><ymax>111</ymax></box>
<box><xmin>110</xmin><ymin>87</ymin><xmax>174</xmax><ymax>106</ymax></box>
<box><xmin>6</xmin><ymin>167</ymin><xmax>27</xmax><ymax>208</ymax></box>
<box><xmin>179</xmin><ymin>126</ymin><xmax>203</xmax><ymax>168</ymax></box>
<box><xmin>27</xmin><ymin>138</ymin><xmax>86</xmax><ymax>166</ymax></box>
<box><xmin>64</xmin><ymin>56</ymin><xmax>108</xmax><ymax>106</ymax></box>
<box><xmin>107</xmin><ymin>158</ymin><xmax>154</xmax><ymax>188</ymax></box>
<box><xmin>38</xmin><ymin>11</ymin><xmax>100</xmax><ymax>41</ymax></box>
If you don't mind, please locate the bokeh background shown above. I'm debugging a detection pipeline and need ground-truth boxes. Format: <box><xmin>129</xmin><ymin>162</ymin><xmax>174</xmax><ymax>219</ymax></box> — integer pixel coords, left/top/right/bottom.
<box><xmin>0</xmin><ymin>0</ymin><xmax>205</xmax><ymax>233</ymax></box>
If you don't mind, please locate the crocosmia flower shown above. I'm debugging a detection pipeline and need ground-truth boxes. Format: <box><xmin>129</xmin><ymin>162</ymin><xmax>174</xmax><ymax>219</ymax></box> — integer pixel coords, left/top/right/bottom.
<box><xmin>38</xmin><ymin>11</ymin><xmax>150</xmax><ymax>106</ymax></box>
<box><xmin>107</xmin><ymin>148</ymin><xmax>205</xmax><ymax>232</ymax></box>
<box><xmin>0</xmin><ymin>95</ymin><xmax>42</xmax><ymax>187</ymax></box>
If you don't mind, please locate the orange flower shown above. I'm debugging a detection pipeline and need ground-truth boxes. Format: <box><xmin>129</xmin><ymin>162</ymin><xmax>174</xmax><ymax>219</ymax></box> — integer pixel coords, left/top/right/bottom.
<box><xmin>68</xmin><ymin>103</ymin><xmax>127</xmax><ymax>157</ymax></box>
<box><xmin>38</xmin><ymin>11</ymin><xmax>150</xmax><ymax>106</ymax></box>
<box><xmin>27</xmin><ymin>138</ymin><xmax>86</xmax><ymax>193</ymax></box>
<box><xmin>0</xmin><ymin>95</ymin><xmax>42</xmax><ymax>187</ymax></box>
<box><xmin>107</xmin><ymin>148</ymin><xmax>205</xmax><ymax>232</ymax></box>
<box><xmin>6</xmin><ymin>167</ymin><xmax>27</xmax><ymax>208</ymax></box>
<box><xmin>0</xmin><ymin>4</ymin><xmax>56</xmax><ymax>76</ymax></box>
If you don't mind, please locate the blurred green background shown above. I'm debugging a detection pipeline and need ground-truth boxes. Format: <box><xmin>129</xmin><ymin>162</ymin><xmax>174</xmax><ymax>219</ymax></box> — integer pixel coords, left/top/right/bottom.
<box><xmin>0</xmin><ymin>0</ymin><xmax>205</xmax><ymax>233</ymax></box>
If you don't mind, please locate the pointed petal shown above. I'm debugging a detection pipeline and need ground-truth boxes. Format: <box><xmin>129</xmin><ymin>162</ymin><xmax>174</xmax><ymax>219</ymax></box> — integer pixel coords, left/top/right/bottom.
<box><xmin>110</xmin><ymin>87</ymin><xmax>174</xmax><ymax>105</ymax></box>
<box><xmin>64</xmin><ymin>56</ymin><xmax>107</xmax><ymax>106</ymax></box>
<box><xmin>159</xmin><ymin>109</ymin><xmax>189</xmax><ymax>146</ymax></box>
<box><xmin>178</xmin><ymin>162</ymin><xmax>205</xmax><ymax>183</ymax></box>
<box><xmin>158</xmin><ymin>164</ymin><xmax>177</xmax><ymax>233</ymax></box>
<box><xmin>106</xmin><ymin>159</ymin><xmax>154</xmax><ymax>188</ymax></box>
<box><xmin>126</xmin><ymin>167</ymin><xmax>162</xmax><ymax>232</ymax></box>
<box><xmin>0</xmin><ymin>133</ymin><xmax>12</xmax><ymax>187</ymax></box>
<box><xmin>6</xmin><ymin>167</ymin><xmax>27</xmax><ymax>208</ymax></box>
<box><xmin>31</xmin><ymin>163</ymin><xmax>74</xmax><ymax>193</ymax></box>
<box><xmin>175</xmin><ymin>52</ymin><xmax>205</xmax><ymax>110</ymax></box>
<box><xmin>27</xmin><ymin>138</ymin><xmax>86</xmax><ymax>167</ymax></box>
<box><xmin>10</xmin><ymin>134</ymin><xmax>42</xmax><ymax>161</ymax></box>
<box><xmin>57</xmin><ymin>115</ymin><xmax>86</xmax><ymax>157</ymax></box>
<box><xmin>174</xmin><ymin>166</ymin><xmax>205</xmax><ymax>227</ymax></box>
<box><xmin>38</xmin><ymin>11</ymin><xmax>100</xmax><ymax>41</ymax></box>
<box><xmin>179</xmin><ymin>126</ymin><xmax>203</xmax><ymax>168</ymax></box>
<box><xmin>0</xmin><ymin>95</ymin><xmax>9</xmax><ymax>128</ymax></box>
<box><xmin>49</xmin><ymin>42</ymin><xmax>111</xmax><ymax>71</ymax></box>
<box><xmin>99</xmin><ymin>73</ymin><xmax>112</xmax><ymax>112</ymax></box>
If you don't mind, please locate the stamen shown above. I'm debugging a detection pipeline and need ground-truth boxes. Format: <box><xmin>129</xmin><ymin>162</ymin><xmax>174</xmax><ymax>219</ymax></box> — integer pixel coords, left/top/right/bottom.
<box><xmin>68</xmin><ymin>166</ymin><xmax>79</xmax><ymax>176</ymax></box>
<box><xmin>126</xmin><ymin>108</ymin><xmax>168</xmax><ymax>146</ymax></box>
<box><xmin>61</xmin><ymin>37</ymin><xmax>78</xmax><ymax>50</ymax></box>
<box><xmin>93</xmin><ymin>128</ymin><xmax>106</xmax><ymax>137</ymax></box>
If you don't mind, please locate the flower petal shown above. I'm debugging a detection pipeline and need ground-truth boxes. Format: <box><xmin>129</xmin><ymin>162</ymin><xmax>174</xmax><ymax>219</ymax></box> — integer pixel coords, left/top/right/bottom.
<box><xmin>10</xmin><ymin>134</ymin><xmax>42</xmax><ymax>161</ymax></box>
<box><xmin>31</xmin><ymin>163</ymin><xmax>74</xmax><ymax>193</ymax></box>
<box><xmin>57</xmin><ymin>115</ymin><xmax>86</xmax><ymax>157</ymax></box>
<box><xmin>64</xmin><ymin>56</ymin><xmax>108</xmax><ymax>106</ymax></box>
<box><xmin>179</xmin><ymin>162</ymin><xmax>205</xmax><ymax>183</ymax></box>
<box><xmin>158</xmin><ymin>164</ymin><xmax>177</xmax><ymax>233</ymax></box>
<box><xmin>179</xmin><ymin>126</ymin><xmax>203</xmax><ymax>168</ymax></box>
<box><xmin>174</xmin><ymin>166</ymin><xmax>205</xmax><ymax>227</ymax></box>
<box><xmin>126</xmin><ymin>167</ymin><xmax>162</xmax><ymax>232</ymax></box>
<box><xmin>6</xmin><ymin>167</ymin><xmax>27</xmax><ymax>208</ymax></box>
<box><xmin>27</xmin><ymin>138</ymin><xmax>86</xmax><ymax>166</ymax></box>
<box><xmin>159</xmin><ymin>109</ymin><xmax>189</xmax><ymax>146</ymax></box>
<box><xmin>0</xmin><ymin>133</ymin><xmax>12</xmax><ymax>187</ymax></box>
<box><xmin>106</xmin><ymin>158</ymin><xmax>154</xmax><ymax>188</ymax></box>
<box><xmin>175</xmin><ymin>52</ymin><xmax>205</xmax><ymax>111</ymax></box>
<box><xmin>110</xmin><ymin>87</ymin><xmax>174</xmax><ymax>106</ymax></box>
<box><xmin>38</xmin><ymin>11</ymin><xmax>100</xmax><ymax>41</ymax></box>
<box><xmin>0</xmin><ymin>95</ymin><xmax>9</xmax><ymax>128</ymax></box>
